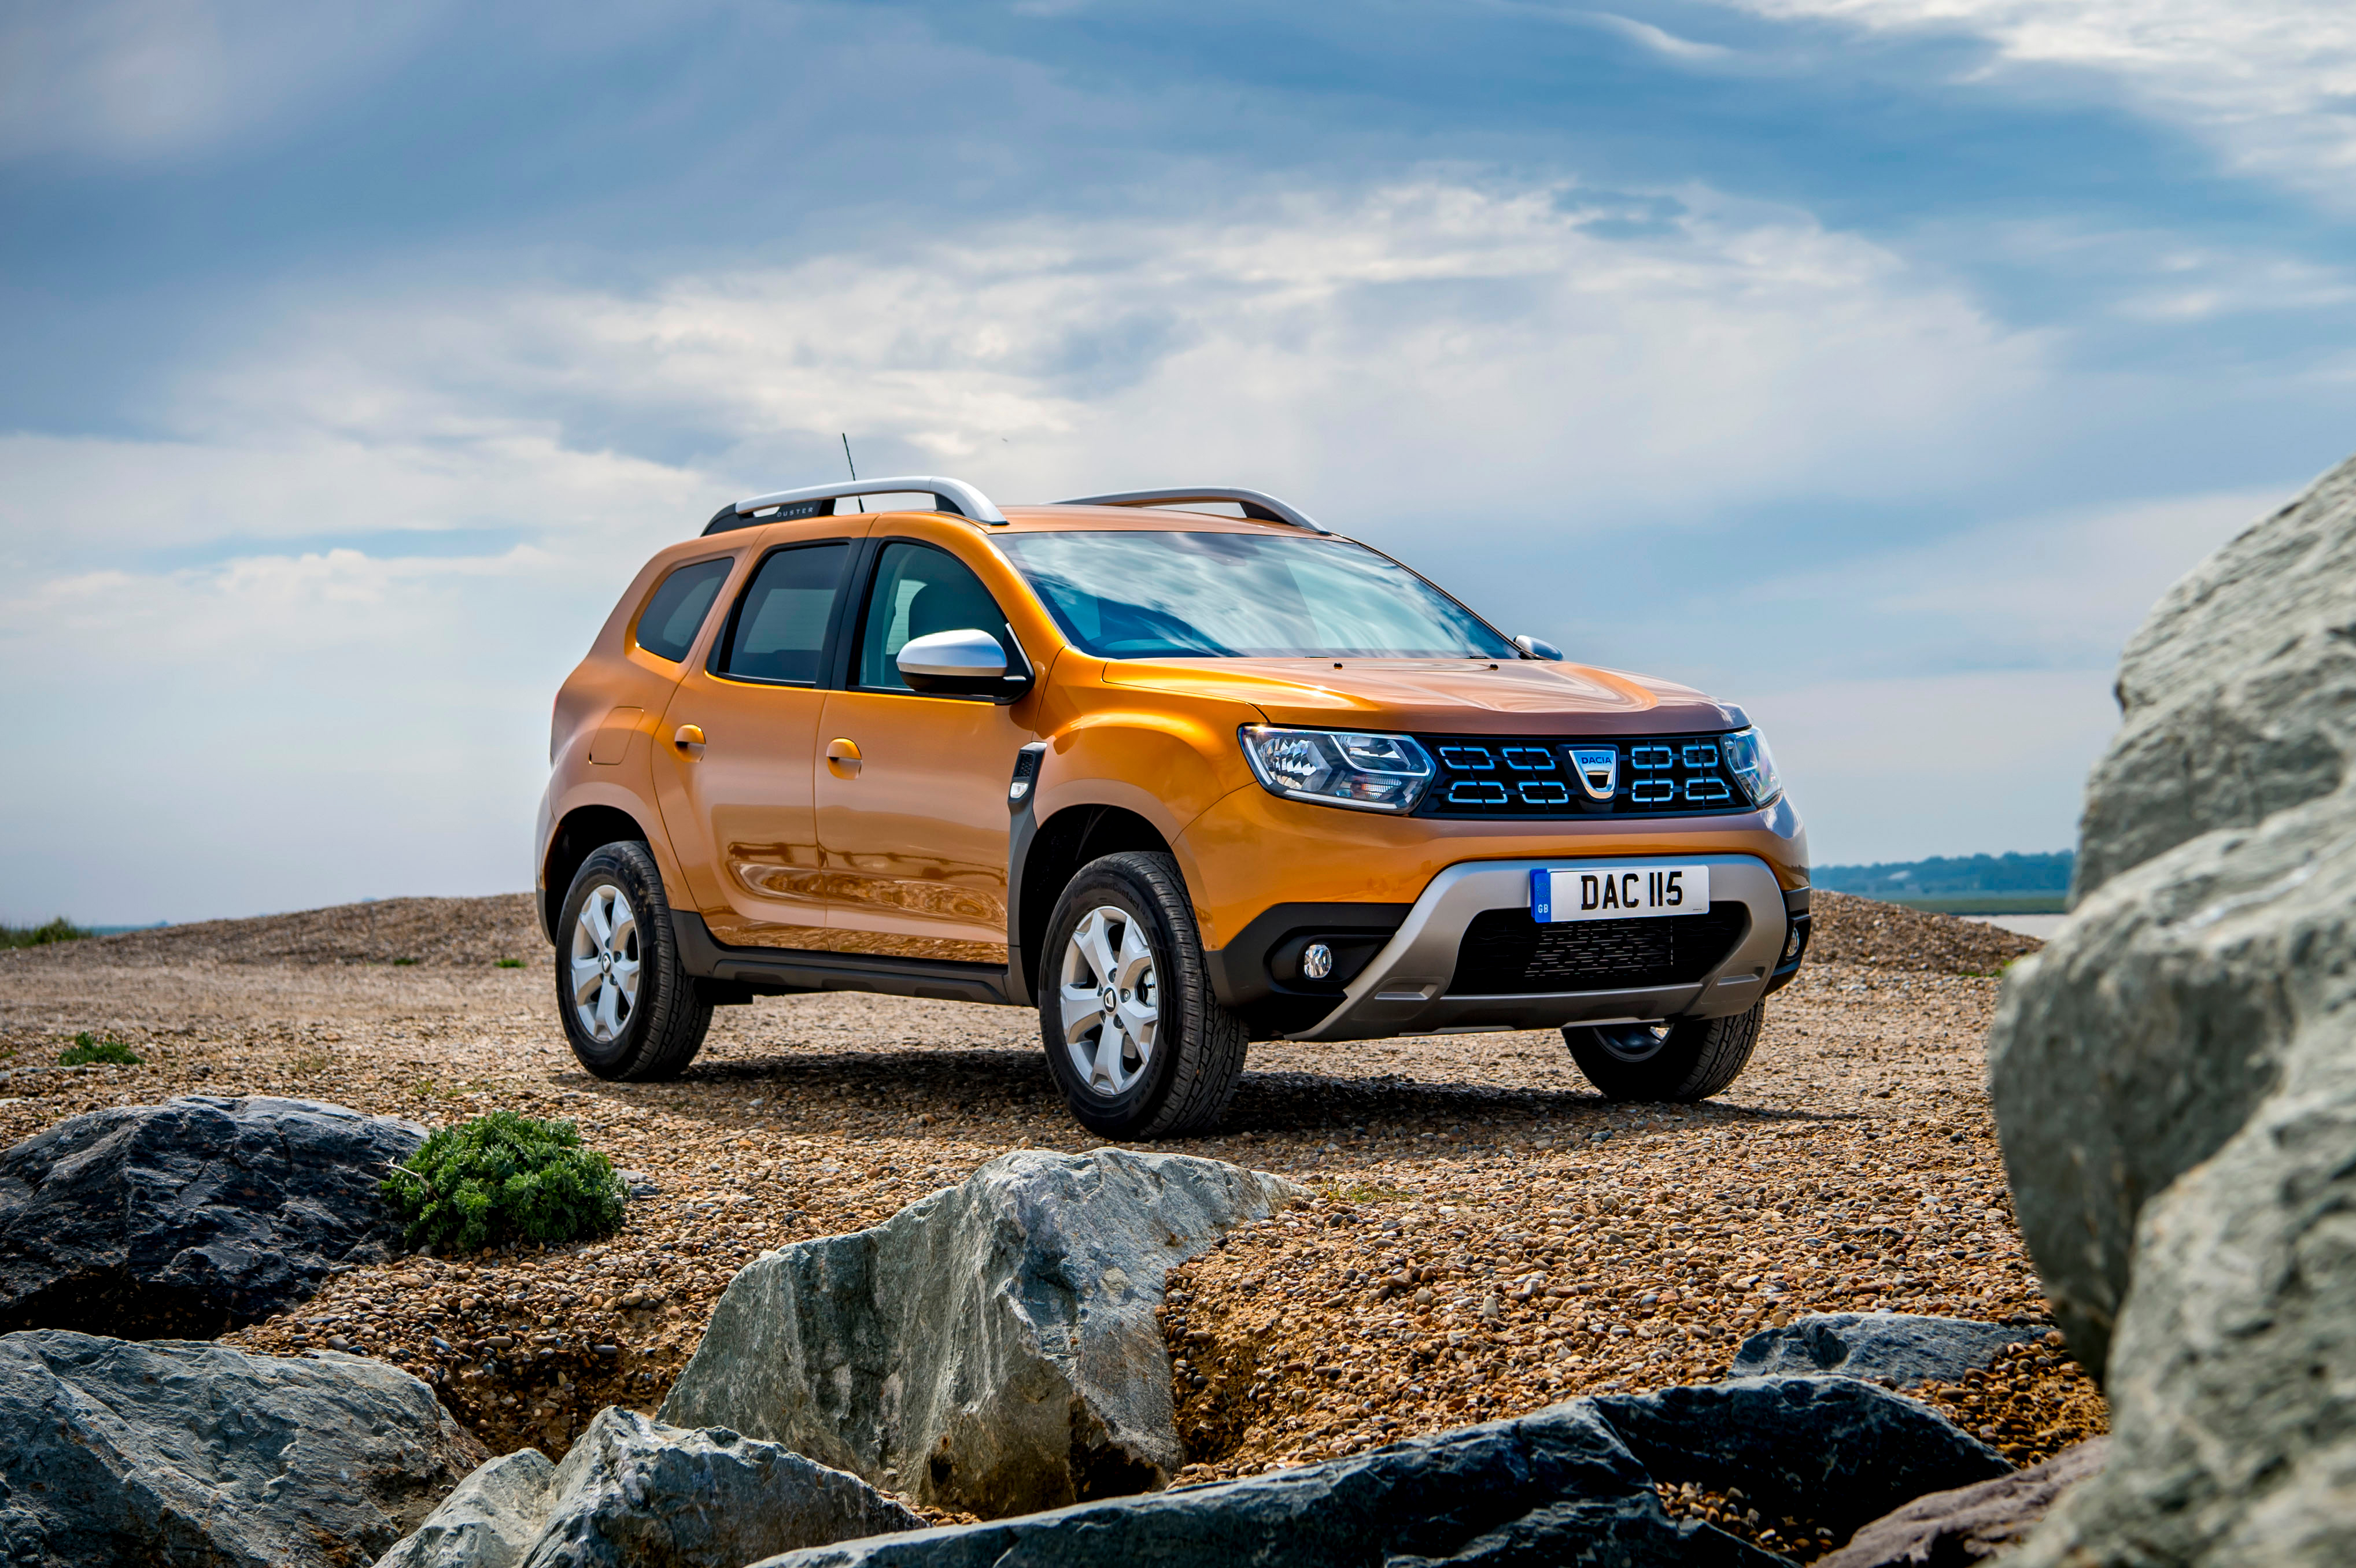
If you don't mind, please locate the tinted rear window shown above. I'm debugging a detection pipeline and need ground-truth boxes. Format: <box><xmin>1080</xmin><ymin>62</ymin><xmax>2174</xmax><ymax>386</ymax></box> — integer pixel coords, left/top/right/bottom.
<box><xmin>634</xmin><ymin>559</ymin><xmax>734</xmax><ymax>663</ymax></box>
<box><xmin>719</xmin><ymin>542</ymin><xmax>852</xmax><ymax>684</ymax></box>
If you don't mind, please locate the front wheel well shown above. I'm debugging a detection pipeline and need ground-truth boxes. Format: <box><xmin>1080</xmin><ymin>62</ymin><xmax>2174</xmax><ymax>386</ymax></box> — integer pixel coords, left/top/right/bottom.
<box><xmin>544</xmin><ymin>805</ymin><xmax>651</xmax><ymax>940</ymax></box>
<box><xmin>1018</xmin><ymin>805</ymin><xmax>1173</xmax><ymax>997</ymax></box>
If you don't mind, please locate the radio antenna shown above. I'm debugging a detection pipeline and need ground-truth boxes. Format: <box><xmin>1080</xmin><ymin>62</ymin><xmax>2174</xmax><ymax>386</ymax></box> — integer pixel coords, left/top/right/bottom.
<box><xmin>841</xmin><ymin>434</ymin><xmax>865</xmax><ymax>511</ymax></box>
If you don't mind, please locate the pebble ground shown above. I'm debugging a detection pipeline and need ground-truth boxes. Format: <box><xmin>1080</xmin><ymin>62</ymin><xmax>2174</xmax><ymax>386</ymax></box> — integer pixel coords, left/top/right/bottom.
<box><xmin>0</xmin><ymin>893</ymin><xmax>2095</xmax><ymax>1554</ymax></box>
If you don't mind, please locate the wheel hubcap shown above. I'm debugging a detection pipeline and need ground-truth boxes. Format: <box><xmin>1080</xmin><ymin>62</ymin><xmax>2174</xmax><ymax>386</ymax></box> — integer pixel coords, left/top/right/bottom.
<box><xmin>569</xmin><ymin>884</ymin><xmax>641</xmax><ymax>1044</ymax></box>
<box><xmin>1058</xmin><ymin>905</ymin><xmax>1159</xmax><ymax>1096</ymax></box>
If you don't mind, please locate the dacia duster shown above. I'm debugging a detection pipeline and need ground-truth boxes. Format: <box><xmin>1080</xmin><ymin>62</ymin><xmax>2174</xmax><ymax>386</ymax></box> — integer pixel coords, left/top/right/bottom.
<box><xmin>537</xmin><ymin>478</ymin><xmax>1811</xmax><ymax>1137</ymax></box>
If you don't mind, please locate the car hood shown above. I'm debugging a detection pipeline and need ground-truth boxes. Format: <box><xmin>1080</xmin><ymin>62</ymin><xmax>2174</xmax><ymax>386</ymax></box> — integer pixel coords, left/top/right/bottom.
<box><xmin>1099</xmin><ymin>657</ymin><xmax>1742</xmax><ymax>736</ymax></box>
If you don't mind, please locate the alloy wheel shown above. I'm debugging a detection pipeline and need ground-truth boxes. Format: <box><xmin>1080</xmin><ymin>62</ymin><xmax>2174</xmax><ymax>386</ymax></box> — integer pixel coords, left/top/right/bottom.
<box><xmin>1057</xmin><ymin>905</ymin><xmax>1160</xmax><ymax>1096</ymax></box>
<box><xmin>570</xmin><ymin>883</ymin><xmax>641</xmax><ymax>1044</ymax></box>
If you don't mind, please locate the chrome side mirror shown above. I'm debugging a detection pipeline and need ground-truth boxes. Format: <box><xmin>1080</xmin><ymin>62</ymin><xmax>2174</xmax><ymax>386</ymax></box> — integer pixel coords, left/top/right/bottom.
<box><xmin>897</xmin><ymin>628</ymin><xmax>1031</xmax><ymax>700</ymax></box>
<box><xmin>1513</xmin><ymin>634</ymin><xmax>1565</xmax><ymax>661</ymax></box>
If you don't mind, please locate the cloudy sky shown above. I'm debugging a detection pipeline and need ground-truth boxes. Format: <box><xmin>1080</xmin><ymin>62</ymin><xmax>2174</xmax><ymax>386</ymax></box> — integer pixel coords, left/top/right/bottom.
<box><xmin>5</xmin><ymin>1</ymin><xmax>2353</xmax><ymax>923</ymax></box>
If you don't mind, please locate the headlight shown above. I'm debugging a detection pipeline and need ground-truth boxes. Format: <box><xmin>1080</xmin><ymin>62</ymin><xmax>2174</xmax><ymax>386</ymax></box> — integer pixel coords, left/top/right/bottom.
<box><xmin>1239</xmin><ymin>726</ymin><xmax>1434</xmax><ymax>813</ymax></box>
<box><xmin>1720</xmin><ymin>726</ymin><xmax>1782</xmax><ymax>806</ymax></box>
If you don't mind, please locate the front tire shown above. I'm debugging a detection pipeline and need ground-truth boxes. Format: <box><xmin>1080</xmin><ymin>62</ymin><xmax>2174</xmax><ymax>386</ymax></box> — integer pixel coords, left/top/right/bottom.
<box><xmin>556</xmin><ymin>842</ymin><xmax>711</xmax><ymax>1082</ymax></box>
<box><xmin>1039</xmin><ymin>852</ymin><xmax>1247</xmax><ymax>1138</ymax></box>
<box><xmin>1564</xmin><ymin>1003</ymin><xmax>1763</xmax><ymax>1102</ymax></box>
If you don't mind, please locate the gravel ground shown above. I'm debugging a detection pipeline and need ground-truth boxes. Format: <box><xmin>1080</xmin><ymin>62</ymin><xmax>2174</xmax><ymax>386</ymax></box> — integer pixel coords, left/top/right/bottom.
<box><xmin>0</xmin><ymin>893</ymin><xmax>2096</xmax><ymax>1551</ymax></box>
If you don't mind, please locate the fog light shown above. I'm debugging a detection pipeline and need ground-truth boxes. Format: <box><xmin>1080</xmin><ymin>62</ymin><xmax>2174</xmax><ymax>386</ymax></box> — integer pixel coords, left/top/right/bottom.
<box><xmin>1302</xmin><ymin>942</ymin><xmax>1336</xmax><ymax>981</ymax></box>
<box><xmin>1782</xmin><ymin>928</ymin><xmax>1801</xmax><ymax>960</ymax></box>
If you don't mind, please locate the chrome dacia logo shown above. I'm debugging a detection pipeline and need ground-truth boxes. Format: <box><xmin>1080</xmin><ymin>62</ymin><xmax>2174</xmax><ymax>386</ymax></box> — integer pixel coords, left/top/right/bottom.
<box><xmin>1570</xmin><ymin>746</ymin><xmax>1617</xmax><ymax>800</ymax></box>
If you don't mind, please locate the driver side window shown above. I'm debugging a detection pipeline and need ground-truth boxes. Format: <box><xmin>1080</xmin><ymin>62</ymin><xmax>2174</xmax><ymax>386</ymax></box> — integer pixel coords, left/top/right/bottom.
<box><xmin>856</xmin><ymin>542</ymin><xmax>1013</xmax><ymax>693</ymax></box>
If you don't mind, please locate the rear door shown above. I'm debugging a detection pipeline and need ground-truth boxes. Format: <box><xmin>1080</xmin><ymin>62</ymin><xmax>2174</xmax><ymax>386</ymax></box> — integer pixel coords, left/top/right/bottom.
<box><xmin>652</xmin><ymin>530</ymin><xmax>864</xmax><ymax>949</ymax></box>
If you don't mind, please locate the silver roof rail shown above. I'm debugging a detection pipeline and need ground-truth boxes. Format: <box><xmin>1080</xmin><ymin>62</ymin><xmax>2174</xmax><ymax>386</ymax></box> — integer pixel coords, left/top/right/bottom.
<box><xmin>706</xmin><ymin>475</ymin><xmax>1008</xmax><ymax>535</ymax></box>
<box><xmin>1055</xmin><ymin>487</ymin><xmax>1327</xmax><ymax>534</ymax></box>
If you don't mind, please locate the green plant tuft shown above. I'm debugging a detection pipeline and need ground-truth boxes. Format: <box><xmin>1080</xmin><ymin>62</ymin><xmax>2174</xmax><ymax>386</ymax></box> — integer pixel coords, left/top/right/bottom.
<box><xmin>495</xmin><ymin>957</ymin><xmax>525</xmax><ymax>968</ymax></box>
<box><xmin>382</xmin><ymin>1110</ymin><xmax>626</xmax><ymax>1253</ymax></box>
<box><xmin>60</xmin><ymin>1033</ymin><xmax>141</xmax><ymax>1067</ymax></box>
<box><xmin>392</xmin><ymin>956</ymin><xmax>420</xmax><ymax>967</ymax></box>
<box><xmin>3</xmin><ymin>918</ymin><xmax>92</xmax><ymax>951</ymax></box>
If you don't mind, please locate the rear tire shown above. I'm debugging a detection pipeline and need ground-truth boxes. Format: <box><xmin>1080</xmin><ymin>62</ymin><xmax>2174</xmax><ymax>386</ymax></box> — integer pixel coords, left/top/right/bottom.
<box><xmin>556</xmin><ymin>842</ymin><xmax>711</xmax><ymax>1082</ymax></box>
<box><xmin>1564</xmin><ymin>1003</ymin><xmax>1763</xmax><ymax>1101</ymax></box>
<box><xmin>1039</xmin><ymin>852</ymin><xmax>1247</xmax><ymax>1138</ymax></box>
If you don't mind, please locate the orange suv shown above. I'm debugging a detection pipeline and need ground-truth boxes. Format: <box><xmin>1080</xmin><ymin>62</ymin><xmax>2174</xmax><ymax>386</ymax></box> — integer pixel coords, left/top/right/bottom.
<box><xmin>536</xmin><ymin>478</ymin><xmax>1810</xmax><ymax>1136</ymax></box>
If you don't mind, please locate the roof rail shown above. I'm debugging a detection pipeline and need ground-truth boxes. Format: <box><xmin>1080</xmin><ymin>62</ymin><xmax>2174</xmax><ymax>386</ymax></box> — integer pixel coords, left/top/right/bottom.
<box><xmin>706</xmin><ymin>475</ymin><xmax>1008</xmax><ymax>535</ymax></box>
<box><xmin>1055</xmin><ymin>487</ymin><xmax>1327</xmax><ymax>534</ymax></box>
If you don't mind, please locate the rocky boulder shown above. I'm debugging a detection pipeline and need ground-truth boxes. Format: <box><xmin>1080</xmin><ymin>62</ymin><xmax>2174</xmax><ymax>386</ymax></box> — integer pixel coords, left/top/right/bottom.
<box><xmin>744</xmin><ymin>1375</ymin><xmax>2006</xmax><ymax>1567</ymax></box>
<box><xmin>1821</xmin><ymin>1438</ymin><xmax>2106</xmax><ymax>1567</ymax></box>
<box><xmin>1728</xmin><ymin>1313</ymin><xmax>2040</xmax><ymax>1389</ymax></box>
<box><xmin>379</xmin><ymin>1407</ymin><xmax>922</xmax><ymax>1568</ymax></box>
<box><xmin>0</xmin><ymin>1329</ymin><xmax>486</xmax><ymax>1566</ymax></box>
<box><xmin>0</xmin><ymin>1095</ymin><xmax>427</xmax><ymax>1336</ymax></box>
<box><xmin>1990</xmin><ymin>453</ymin><xmax>2356</xmax><ymax>1563</ymax></box>
<box><xmin>374</xmin><ymin>1449</ymin><xmax>556</xmax><ymax>1568</ymax></box>
<box><xmin>660</xmin><ymin>1148</ymin><xmax>1299</xmax><ymax>1519</ymax></box>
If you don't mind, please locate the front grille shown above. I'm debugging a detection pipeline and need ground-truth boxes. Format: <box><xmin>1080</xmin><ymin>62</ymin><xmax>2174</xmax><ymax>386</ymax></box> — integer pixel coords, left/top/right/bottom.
<box><xmin>1416</xmin><ymin>732</ymin><xmax>1746</xmax><ymax>818</ymax></box>
<box><xmin>1450</xmin><ymin>903</ymin><xmax>1751</xmax><ymax>994</ymax></box>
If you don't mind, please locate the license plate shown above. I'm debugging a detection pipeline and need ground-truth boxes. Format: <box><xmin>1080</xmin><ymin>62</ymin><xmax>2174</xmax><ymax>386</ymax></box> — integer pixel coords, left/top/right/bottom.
<box><xmin>1530</xmin><ymin>864</ymin><xmax>1708</xmax><ymax>922</ymax></box>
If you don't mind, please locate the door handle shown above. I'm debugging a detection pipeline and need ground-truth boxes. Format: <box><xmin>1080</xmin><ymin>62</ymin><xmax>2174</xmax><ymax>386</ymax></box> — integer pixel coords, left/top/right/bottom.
<box><xmin>673</xmin><ymin>724</ymin><xmax>706</xmax><ymax>757</ymax></box>
<box><xmin>825</xmin><ymin>737</ymin><xmax>862</xmax><ymax>779</ymax></box>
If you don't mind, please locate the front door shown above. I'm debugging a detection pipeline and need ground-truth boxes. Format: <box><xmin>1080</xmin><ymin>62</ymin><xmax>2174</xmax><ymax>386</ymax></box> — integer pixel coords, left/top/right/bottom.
<box><xmin>814</xmin><ymin>538</ymin><xmax>1037</xmax><ymax>964</ymax></box>
<box><xmin>653</xmin><ymin>536</ymin><xmax>859</xmax><ymax>950</ymax></box>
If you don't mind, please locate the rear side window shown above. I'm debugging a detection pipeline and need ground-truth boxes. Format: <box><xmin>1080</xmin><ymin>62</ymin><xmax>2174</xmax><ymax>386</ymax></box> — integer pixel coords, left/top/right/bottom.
<box><xmin>719</xmin><ymin>542</ymin><xmax>852</xmax><ymax>685</ymax></box>
<box><xmin>634</xmin><ymin>559</ymin><xmax>734</xmax><ymax>663</ymax></box>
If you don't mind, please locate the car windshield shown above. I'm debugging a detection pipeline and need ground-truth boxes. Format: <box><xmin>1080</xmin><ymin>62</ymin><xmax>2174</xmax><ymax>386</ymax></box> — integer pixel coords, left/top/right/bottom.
<box><xmin>995</xmin><ymin>530</ymin><xmax>1519</xmax><ymax>660</ymax></box>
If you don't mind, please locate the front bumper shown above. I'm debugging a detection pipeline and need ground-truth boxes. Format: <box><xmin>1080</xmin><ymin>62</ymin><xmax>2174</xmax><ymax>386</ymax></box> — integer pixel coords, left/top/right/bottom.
<box><xmin>1286</xmin><ymin>853</ymin><xmax>1791</xmax><ymax>1042</ymax></box>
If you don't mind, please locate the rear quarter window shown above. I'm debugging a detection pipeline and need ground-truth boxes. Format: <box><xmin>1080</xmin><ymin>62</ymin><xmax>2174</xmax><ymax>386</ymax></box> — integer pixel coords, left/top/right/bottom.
<box><xmin>634</xmin><ymin>558</ymin><xmax>735</xmax><ymax>663</ymax></box>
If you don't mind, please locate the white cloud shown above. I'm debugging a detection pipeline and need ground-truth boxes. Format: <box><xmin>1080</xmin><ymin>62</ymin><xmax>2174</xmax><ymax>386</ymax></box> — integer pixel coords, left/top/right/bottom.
<box><xmin>1586</xmin><ymin>11</ymin><xmax>1738</xmax><ymax>62</ymax></box>
<box><xmin>172</xmin><ymin>179</ymin><xmax>2048</xmax><ymax>529</ymax></box>
<box><xmin>1714</xmin><ymin>1</ymin><xmax>2356</xmax><ymax>202</ymax></box>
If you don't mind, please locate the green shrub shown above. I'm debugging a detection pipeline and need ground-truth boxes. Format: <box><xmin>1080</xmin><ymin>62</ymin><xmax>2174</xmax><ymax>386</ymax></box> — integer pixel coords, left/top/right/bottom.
<box><xmin>2</xmin><ymin>918</ymin><xmax>91</xmax><ymax>951</ymax></box>
<box><xmin>382</xmin><ymin>1111</ymin><xmax>626</xmax><ymax>1253</ymax></box>
<box><xmin>495</xmin><ymin>957</ymin><xmax>525</xmax><ymax>968</ymax></box>
<box><xmin>60</xmin><ymin>1033</ymin><xmax>141</xmax><ymax>1067</ymax></box>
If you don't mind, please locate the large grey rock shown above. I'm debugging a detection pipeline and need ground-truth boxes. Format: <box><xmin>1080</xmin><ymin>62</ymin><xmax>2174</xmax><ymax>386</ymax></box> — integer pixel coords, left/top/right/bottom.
<box><xmin>1591</xmin><ymin>1377</ymin><xmax>2011</xmax><ymax>1537</ymax></box>
<box><xmin>0</xmin><ymin>1095</ymin><xmax>427</xmax><ymax>1336</ymax></box>
<box><xmin>745</xmin><ymin>1375</ymin><xmax>2003</xmax><ymax>1567</ymax></box>
<box><xmin>0</xmin><ymin>1329</ymin><xmax>488</xmax><ymax>1566</ymax></box>
<box><xmin>2067</xmin><ymin>457</ymin><xmax>2356</xmax><ymax>898</ymax></box>
<box><xmin>374</xmin><ymin>1448</ymin><xmax>557</xmax><ymax>1568</ymax></box>
<box><xmin>1820</xmin><ymin>1437</ymin><xmax>2106</xmax><ymax>1567</ymax></box>
<box><xmin>1990</xmin><ymin>453</ymin><xmax>2356</xmax><ymax>1564</ymax></box>
<box><xmin>375</xmin><ymin>1410</ymin><xmax>922</xmax><ymax>1568</ymax></box>
<box><xmin>1729</xmin><ymin>1313</ymin><xmax>2040</xmax><ymax>1389</ymax></box>
<box><xmin>660</xmin><ymin>1148</ymin><xmax>1300</xmax><ymax>1518</ymax></box>
<box><xmin>516</xmin><ymin>1407</ymin><xmax>923</xmax><ymax>1568</ymax></box>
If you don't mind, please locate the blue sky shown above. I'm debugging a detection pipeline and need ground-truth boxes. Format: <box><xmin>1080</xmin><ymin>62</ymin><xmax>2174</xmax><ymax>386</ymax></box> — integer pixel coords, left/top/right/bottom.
<box><xmin>4</xmin><ymin>1</ymin><xmax>2353</xmax><ymax>922</ymax></box>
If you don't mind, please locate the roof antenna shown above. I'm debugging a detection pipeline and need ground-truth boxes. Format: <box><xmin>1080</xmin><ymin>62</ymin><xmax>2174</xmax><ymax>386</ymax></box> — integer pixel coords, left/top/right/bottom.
<box><xmin>841</xmin><ymin>434</ymin><xmax>865</xmax><ymax>512</ymax></box>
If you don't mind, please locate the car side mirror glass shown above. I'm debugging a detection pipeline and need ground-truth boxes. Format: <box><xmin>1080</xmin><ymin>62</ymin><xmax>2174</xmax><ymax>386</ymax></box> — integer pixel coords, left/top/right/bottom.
<box><xmin>1514</xmin><ymin>634</ymin><xmax>1565</xmax><ymax>661</ymax></box>
<box><xmin>897</xmin><ymin>628</ymin><xmax>1029</xmax><ymax>700</ymax></box>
